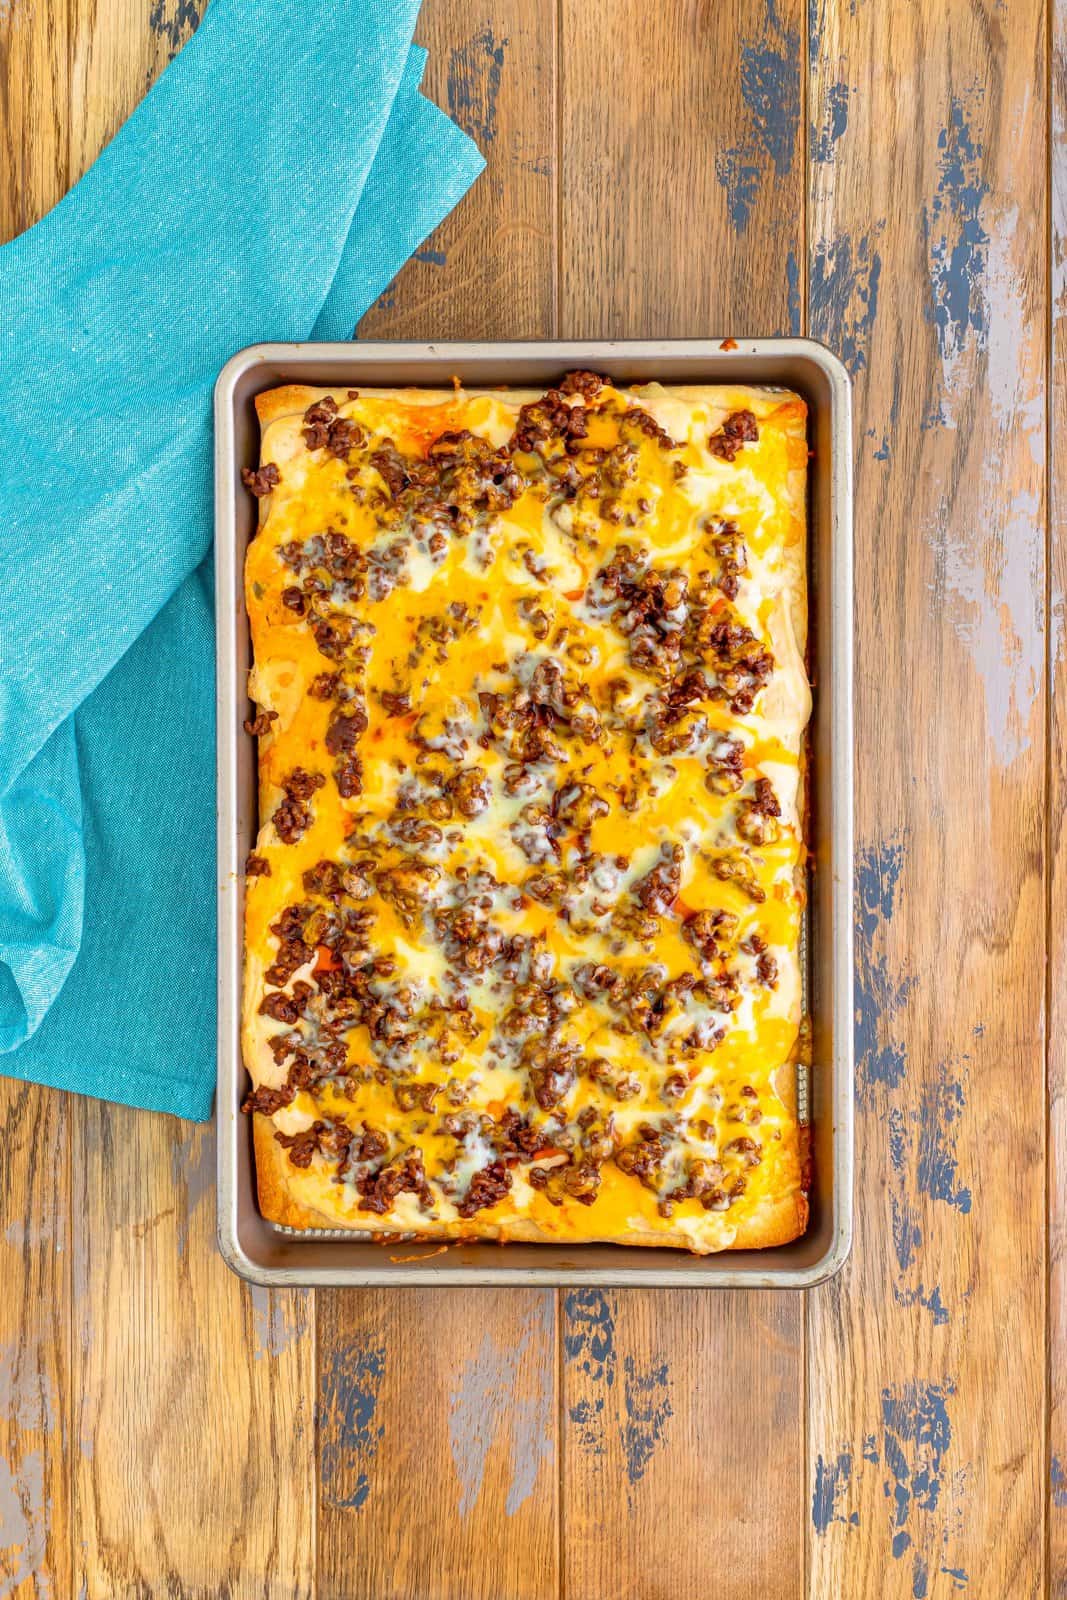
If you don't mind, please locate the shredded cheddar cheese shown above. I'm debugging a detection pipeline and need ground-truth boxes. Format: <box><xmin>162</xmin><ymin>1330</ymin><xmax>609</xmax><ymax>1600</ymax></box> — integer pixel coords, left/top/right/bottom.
<box><xmin>241</xmin><ymin>373</ymin><xmax>810</xmax><ymax>1253</ymax></box>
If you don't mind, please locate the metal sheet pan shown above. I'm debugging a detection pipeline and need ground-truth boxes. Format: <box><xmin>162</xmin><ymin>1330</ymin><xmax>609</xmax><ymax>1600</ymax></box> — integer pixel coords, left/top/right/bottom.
<box><xmin>214</xmin><ymin>339</ymin><xmax>853</xmax><ymax>1287</ymax></box>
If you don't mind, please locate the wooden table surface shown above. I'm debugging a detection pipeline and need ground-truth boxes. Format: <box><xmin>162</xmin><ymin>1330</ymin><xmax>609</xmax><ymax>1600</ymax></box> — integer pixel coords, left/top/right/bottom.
<box><xmin>0</xmin><ymin>0</ymin><xmax>1061</xmax><ymax>1594</ymax></box>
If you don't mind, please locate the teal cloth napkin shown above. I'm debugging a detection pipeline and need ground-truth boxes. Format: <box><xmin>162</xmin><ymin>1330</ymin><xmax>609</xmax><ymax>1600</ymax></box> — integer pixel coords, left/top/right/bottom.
<box><xmin>0</xmin><ymin>0</ymin><xmax>484</xmax><ymax>1120</ymax></box>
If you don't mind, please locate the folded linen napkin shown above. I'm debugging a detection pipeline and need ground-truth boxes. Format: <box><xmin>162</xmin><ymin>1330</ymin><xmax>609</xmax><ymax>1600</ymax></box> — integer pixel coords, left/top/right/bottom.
<box><xmin>0</xmin><ymin>0</ymin><xmax>483</xmax><ymax>1119</ymax></box>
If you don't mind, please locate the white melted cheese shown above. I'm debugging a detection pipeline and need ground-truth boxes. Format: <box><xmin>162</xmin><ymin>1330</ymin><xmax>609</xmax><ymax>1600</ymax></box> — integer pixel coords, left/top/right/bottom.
<box><xmin>244</xmin><ymin>379</ymin><xmax>811</xmax><ymax>1252</ymax></box>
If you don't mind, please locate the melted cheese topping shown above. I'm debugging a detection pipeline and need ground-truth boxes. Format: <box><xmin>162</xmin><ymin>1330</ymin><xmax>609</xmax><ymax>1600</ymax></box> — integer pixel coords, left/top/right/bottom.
<box><xmin>241</xmin><ymin>377</ymin><xmax>810</xmax><ymax>1253</ymax></box>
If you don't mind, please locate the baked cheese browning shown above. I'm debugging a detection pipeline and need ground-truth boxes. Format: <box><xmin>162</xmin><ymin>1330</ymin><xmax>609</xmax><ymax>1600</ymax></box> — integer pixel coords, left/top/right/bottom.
<box><xmin>241</xmin><ymin>372</ymin><xmax>811</xmax><ymax>1253</ymax></box>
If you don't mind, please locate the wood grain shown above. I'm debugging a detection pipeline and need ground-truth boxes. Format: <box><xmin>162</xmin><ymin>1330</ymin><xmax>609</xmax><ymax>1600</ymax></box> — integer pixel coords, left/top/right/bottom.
<box><xmin>318</xmin><ymin>1290</ymin><xmax>558</xmax><ymax>1600</ymax></box>
<box><xmin>806</xmin><ymin>1</ymin><xmax>1048</xmax><ymax>1595</ymax></box>
<box><xmin>324</xmin><ymin>4</ymin><xmax>561</xmax><ymax>1597</ymax></box>
<box><xmin>1051</xmin><ymin>0</ymin><xmax>1067</xmax><ymax>1591</ymax></box>
<box><xmin>562</xmin><ymin>1288</ymin><xmax>803</xmax><ymax>1600</ymax></box>
<box><xmin>0</xmin><ymin>1086</ymin><xmax>72</xmax><ymax>1600</ymax></box>
<box><xmin>359</xmin><ymin>0</ymin><xmax>557</xmax><ymax>340</ymax></box>
<box><xmin>559</xmin><ymin>0</ymin><xmax>805</xmax><ymax>340</ymax></box>
<box><xmin>556</xmin><ymin>2</ymin><xmax>806</xmax><ymax>1596</ymax></box>
<box><xmin>67</xmin><ymin>0</ymin><xmax>201</xmax><ymax>187</ymax></box>
<box><xmin>2</xmin><ymin>5</ymin><xmax>318</xmax><ymax>1597</ymax></box>
<box><xmin>2</xmin><ymin>11</ymin><xmax>76</xmax><ymax>1600</ymax></box>
<box><xmin>71</xmin><ymin>1107</ymin><xmax>316</xmax><ymax>1599</ymax></box>
<box><xmin>2</xmin><ymin>0</ymin><xmax>1065</xmax><ymax>1593</ymax></box>
<box><xmin>0</xmin><ymin>0</ymin><xmax>71</xmax><ymax>241</ymax></box>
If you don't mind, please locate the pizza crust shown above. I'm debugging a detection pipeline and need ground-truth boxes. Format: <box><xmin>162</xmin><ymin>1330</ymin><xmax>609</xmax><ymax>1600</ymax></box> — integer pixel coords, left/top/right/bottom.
<box><xmin>242</xmin><ymin>378</ymin><xmax>810</xmax><ymax>1254</ymax></box>
<box><xmin>253</xmin><ymin>1113</ymin><xmax>808</xmax><ymax>1251</ymax></box>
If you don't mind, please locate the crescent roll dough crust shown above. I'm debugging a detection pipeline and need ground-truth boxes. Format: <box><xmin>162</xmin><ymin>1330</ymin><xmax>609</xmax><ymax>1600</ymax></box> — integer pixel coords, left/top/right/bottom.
<box><xmin>241</xmin><ymin>376</ymin><xmax>810</xmax><ymax>1254</ymax></box>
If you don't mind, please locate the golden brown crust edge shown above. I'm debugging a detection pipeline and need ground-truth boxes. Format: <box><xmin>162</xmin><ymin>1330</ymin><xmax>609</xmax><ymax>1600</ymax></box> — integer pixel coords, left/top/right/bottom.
<box><xmin>253</xmin><ymin>1115</ymin><xmax>808</xmax><ymax>1251</ymax></box>
<box><xmin>254</xmin><ymin>384</ymin><xmax>324</xmax><ymax>429</ymax></box>
<box><xmin>246</xmin><ymin>383</ymin><xmax>810</xmax><ymax>1257</ymax></box>
<box><xmin>254</xmin><ymin>1113</ymin><xmax>325</xmax><ymax>1230</ymax></box>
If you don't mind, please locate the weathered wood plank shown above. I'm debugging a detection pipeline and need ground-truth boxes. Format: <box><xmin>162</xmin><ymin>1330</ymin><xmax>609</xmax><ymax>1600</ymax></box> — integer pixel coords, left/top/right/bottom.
<box><xmin>562</xmin><ymin>1288</ymin><xmax>803</xmax><ymax>1600</ymax></box>
<box><xmin>806</xmin><ymin>1</ymin><xmax>1047</xmax><ymax>1595</ymax></box>
<box><xmin>323</xmin><ymin>3</ymin><xmax>560</xmax><ymax>1597</ymax></box>
<box><xmin>72</xmin><ymin>1108</ymin><xmax>316</xmax><ymax>1599</ymax></box>
<box><xmin>1050</xmin><ymin>0</ymin><xmax>1067</xmax><ymax>1589</ymax></box>
<box><xmin>359</xmin><ymin>0</ymin><xmax>557</xmax><ymax>341</ymax></box>
<box><xmin>559</xmin><ymin>0</ymin><xmax>804</xmax><ymax>340</ymax></box>
<box><xmin>5</xmin><ymin>0</ymin><xmax>1060</xmax><ymax>1595</ymax></box>
<box><xmin>318</xmin><ymin>1290</ymin><xmax>558</xmax><ymax>1600</ymax></box>
<box><xmin>556</xmin><ymin>2</ymin><xmax>806</xmax><ymax>1596</ymax></box>
<box><xmin>2</xmin><ymin>6</ymin><xmax>76</xmax><ymax>1595</ymax></box>
<box><xmin>0</xmin><ymin>1086</ymin><xmax>72</xmax><ymax>1600</ymax></box>
<box><xmin>0</xmin><ymin>0</ymin><xmax>72</xmax><ymax>241</ymax></box>
<box><xmin>67</xmin><ymin>0</ymin><xmax>202</xmax><ymax>186</ymax></box>
<box><xmin>49</xmin><ymin>9</ymin><xmax>317</xmax><ymax>1598</ymax></box>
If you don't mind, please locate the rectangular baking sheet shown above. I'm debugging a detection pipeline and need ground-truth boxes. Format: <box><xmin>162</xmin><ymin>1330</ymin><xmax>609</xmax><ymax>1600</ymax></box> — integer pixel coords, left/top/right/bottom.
<box><xmin>215</xmin><ymin>339</ymin><xmax>853</xmax><ymax>1287</ymax></box>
